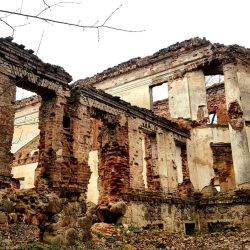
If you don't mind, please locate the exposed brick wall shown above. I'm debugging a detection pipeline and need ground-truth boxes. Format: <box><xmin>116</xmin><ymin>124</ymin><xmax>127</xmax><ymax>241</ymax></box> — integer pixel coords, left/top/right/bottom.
<box><xmin>180</xmin><ymin>145</ymin><xmax>189</xmax><ymax>181</ymax></box>
<box><xmin>152</xmin><ymin>99</ymin><xmax>170</xmax><ymax>120</ymax></box>
<box><xmin>177</xmin><ymin>143</ymin><xmax>194</xmax><ymax>197</ymax></box>
<box><xmin>144</xmin><ymin>133</ymin><xmax>161</xmax><ymax>191</ymax></box>
<box><xmin>90</xmin><ymin>118</ymin><xmax>103</xmax><ymax>151</ymax></box>
<box><xmin>98</xmin><ymin>119</ymin><xmax>130</xmax><ymax>204</ymax></box>
<box><xmin>0</xmin><ymin>73</ymin><xmax>16</xmax><ymax>188</ymax></box>
<box><xmin>227</xmin><ymin>100</ymin><xmax>244</xmax><ymax>130</ymax></box>
<box><xmin>1</xmin><ymin>37</ymin><xmax>249</xmax><ymax>246</ymax></box>
<box><xmin>35</xmin><ymin>95</ymin><xmax>68</xmax><ymax>192</ymax></box>
<box><xmin>206</xmin><ymin>83</ymin><xmax>228</xmax><ymax>125</ymax></box>
<box><xmin>0</xmin><ymin>38</ymin><xmax>72</xmax><ymax>191</ymax></box>
<box><xmin>70</xmin><ymin>104</ymin><xmax>92</xmax><ymax>195</ymax></box>
<box><xmin>211</xmin><ymin>144</ymin><xmax>235</xmax><ymax>192</ymax></box>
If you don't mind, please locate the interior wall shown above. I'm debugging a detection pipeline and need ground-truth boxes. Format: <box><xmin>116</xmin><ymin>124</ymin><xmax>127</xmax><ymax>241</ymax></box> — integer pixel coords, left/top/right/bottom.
<box><xmin>158</xmin><ymin>132</ymin><xmax>179</xmax><ymax>192</ymax></box>
<box><xmin>113</xmin><ymin>84</ymin><xmax>151</xmax><ymax>109</ymax></box>
<box><xmin>169</xmin><ymin>77</ymin><xmax>191</xmax><ymax>119</ymax></box>
<box><xmin>186</xmin><ymin>71</ymin><xmax>208</xmax><ymax>121</ymax></box>
<box><xmin>11</xmin><ymin>162</ymin><xmax>37</xmax><ymax>189</ymax></box>
<box><xmin>188</xmin><ymin>127</ymin><xmax>230</xmax><ymax>191</ymax></box>
<box><xmin>12</xmin><ymin>103</ymin><xmax>40</xmax><ymax>153</ymax></box>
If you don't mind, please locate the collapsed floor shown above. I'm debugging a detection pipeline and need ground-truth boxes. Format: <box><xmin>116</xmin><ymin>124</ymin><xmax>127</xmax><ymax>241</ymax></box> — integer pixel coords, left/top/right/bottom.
<box><xmin>0</xmin><ymin>37</ymin><xmax>249</xmax><ymax>247</ymax></box>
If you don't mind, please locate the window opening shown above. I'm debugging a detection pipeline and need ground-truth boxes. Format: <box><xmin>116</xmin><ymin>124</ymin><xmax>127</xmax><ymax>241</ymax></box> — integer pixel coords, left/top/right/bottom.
<box><xmin>208</xmin><ymin>113</ymin><xmax>218</xmax><ymax>124</ymax></box>
<box><xmin>150</xmin><ymin>82</ymin><xmax>168</xmax><ymax>103</ymax></box>
<box><xmin>185</xmin><ymin>223</ymin><xmax>196</xmax><ymax>235</ymax></box>
<box><xmin>205</xmin><ymin>75</ymin><xmax>224</xmax><ymax>87</ymax></box>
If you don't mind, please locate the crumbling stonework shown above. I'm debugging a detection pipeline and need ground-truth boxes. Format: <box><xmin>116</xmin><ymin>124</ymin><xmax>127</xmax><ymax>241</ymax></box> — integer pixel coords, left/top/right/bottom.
<box><xmin>0</xmin><ymin>37</ymin><xmax>249</xmax><ymax>246</ymax></box>
<box><xmin>0</xmin><ymin>189</ymin><xmax>92</xmax><ymax>246</ymax></box>
<box><xmin>153</xmin><ymin>99</ymin><xmax>170</xmax><ymax>119</ymax></box>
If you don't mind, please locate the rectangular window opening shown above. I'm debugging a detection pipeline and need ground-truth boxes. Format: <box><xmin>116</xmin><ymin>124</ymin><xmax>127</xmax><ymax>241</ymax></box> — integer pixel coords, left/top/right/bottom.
<box><xmin>150</xmin><ymin>82</ymin><xmax>168</xmax><ymax>104</ymax></box>
<box><xmin>208</xmin><ymin>112</ymin><xmax>218</xmax><ymax>124</ymax></box>
<box><xmin>205</xmin><ymin>75</ymin><xmax>224</xmax><ymax>87</ymax></box>
<box><xmin>185</xmin><ymin>223</ymin><xmax>196</xmax><ymax>235</ymax></box>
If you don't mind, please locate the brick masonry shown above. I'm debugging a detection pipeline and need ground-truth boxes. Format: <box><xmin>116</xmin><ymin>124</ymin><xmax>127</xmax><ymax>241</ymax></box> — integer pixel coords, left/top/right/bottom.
<box><xmin>0</xmin><ymin>37</ymin><xmax>249</xmax><ymax>245</ymax></box>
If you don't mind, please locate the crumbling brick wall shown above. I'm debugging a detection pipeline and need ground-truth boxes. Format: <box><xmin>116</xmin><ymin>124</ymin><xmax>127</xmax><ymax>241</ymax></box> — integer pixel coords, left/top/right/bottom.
<box><xmin>1</xmin><ymin>37</ymin><xmax>249</xmax><ymax>244</ymax></box>
<box><xmin>153</xmin><ymin>99</ymin><xmax>170</xmax><ymax>120</ymax></box>
<box><xmin>98</xmin><ymin>116</ymin><xmax>130</xmax><ymax>204</ymax></box>
<box><xmin>0</xmin><ymin>37</ymin><xmax>93</xmax><ymax>245</ymax></box>
<box><xmin>0</xmin><ymin>73</ymin><xmax>16</xmax><ymax>188</ymax></box>
<box><xmin>144</xmin><ymin>133</ymin><xmax>161</xmax><ymax>191</ymax></box>
<box><xmin>35</xmin><ymin>94</ymin><xmax>71</xmax><ymax>192</ymax></box>
<box><xmin>206</xmin><ymin>83</ymin><xmax>229</xmax><ymax>125</ymax></box>
<box><xmin>211</xmin><ymin>144</ymin><xmax>235</xmax><ymax>192</ymax></box>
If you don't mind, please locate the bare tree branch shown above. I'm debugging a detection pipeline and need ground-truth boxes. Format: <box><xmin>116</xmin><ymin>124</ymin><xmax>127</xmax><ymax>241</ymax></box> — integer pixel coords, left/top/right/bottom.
<box><xmin>102</xmin><ymin>4</ymin><xmax>122</xmax><ymax>26</ymax></box>
<box><xmin>36</xmin><ymin>30</ymin><xmax>45</xmax><ymax>55</ymax></box>
<box><xmin>97</xmin><ymin>28</ymin><xmax>100</xmax><ymax>42</ymax></box>
<box><xmin>0</xmin><ymin>8</ymin><xmax>20</xmax><ymax>19</ymax></box>
<box><xmin>0</xmin><ymin>9</ymin><xmax>145</xmax><ymax>33</ymax></box>
<box><xmin>13</xmin><ymin>22</ymin><xmax>30</xmax><ymax>28</ymax></box>
<box><xmin>36</xmin><ymin>1</ymin><xmax>80</xmax><ymax>17</ymax></box>
<box><xmin>20</xmin><ymin>0</ymin><xmax>24</xmax><ymax>13</ymax></box>
<box><xmin>42</xmin><ymin>0</ymin><xmax>50</xmax><ymax>8</ymax></box>
<box><xmin>0</xmin><ymin>18</ymin><xmax>15</xmax><ymax>37</ymax></box>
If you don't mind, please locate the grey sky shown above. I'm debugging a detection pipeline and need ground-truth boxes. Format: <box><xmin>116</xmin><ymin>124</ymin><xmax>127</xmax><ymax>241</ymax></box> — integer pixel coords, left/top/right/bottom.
<box><xmin>1</xmin><ymin>0</ymin><xmax>249</xmax><ymax>100</ymax></box>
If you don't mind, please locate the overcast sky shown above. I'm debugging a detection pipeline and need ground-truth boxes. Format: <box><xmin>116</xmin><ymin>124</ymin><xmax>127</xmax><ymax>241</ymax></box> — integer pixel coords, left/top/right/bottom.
<box><xmin>1</xmin><ymin>0</ymin><xmax>249</xmax><ymax>100</ymax></box>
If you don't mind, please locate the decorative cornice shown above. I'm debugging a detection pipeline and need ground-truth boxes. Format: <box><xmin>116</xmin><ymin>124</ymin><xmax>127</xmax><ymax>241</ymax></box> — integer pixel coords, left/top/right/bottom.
<box><xmin>73</xmin><ymin>37</ymin><xmax>250</xmax><ymax>89</ymax></box>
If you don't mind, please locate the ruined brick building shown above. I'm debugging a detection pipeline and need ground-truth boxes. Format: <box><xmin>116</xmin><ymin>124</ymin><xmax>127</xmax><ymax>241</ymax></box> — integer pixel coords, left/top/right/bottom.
<box><xmin>0</xmin><ymin>37</ymin><xmax>249</xmax><ymax>245</ymax></box>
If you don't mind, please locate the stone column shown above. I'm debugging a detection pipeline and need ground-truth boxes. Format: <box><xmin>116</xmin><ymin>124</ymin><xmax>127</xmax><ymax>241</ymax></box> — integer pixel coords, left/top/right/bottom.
<box><xmin>0</xmin><ymin>72</ymin><xmax>16</xmax><ymax>188</ymax></box>
<box><xmin>223</xmin><ymin>63</ymin><xmax>250</xmax><ymax>188</ymax></box>
<box><xmin>35</xmin><ymin>93</ymin><xmax>68</xmax><ymax>191</ymax></box>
